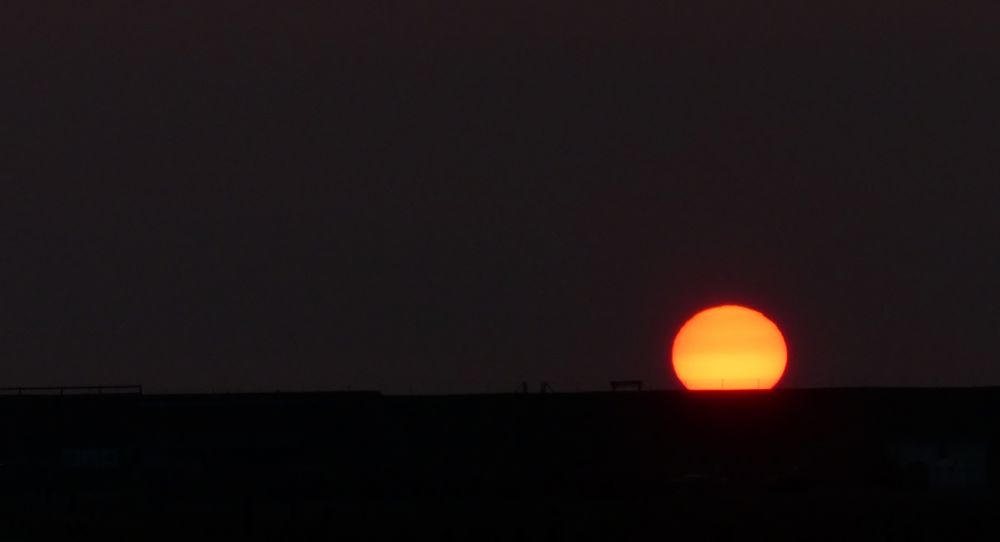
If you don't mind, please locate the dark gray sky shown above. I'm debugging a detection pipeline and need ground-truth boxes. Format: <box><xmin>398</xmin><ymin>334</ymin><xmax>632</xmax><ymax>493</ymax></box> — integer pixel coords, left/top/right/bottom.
<box><xmin>2</xmin><ymin>1</ymin><xmax>999</xmax><ymax>393</ymax></box>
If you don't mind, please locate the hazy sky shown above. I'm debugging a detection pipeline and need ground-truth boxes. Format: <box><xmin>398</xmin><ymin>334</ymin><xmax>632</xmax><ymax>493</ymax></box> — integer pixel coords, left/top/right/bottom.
<box><xmin>3</xmin><ymin>2</ymin><xmax>999</xmax><ymax>393</ymax></box>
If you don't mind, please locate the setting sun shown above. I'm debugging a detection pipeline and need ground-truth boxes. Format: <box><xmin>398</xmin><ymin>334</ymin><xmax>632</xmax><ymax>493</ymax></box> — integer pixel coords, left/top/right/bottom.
<box><xmin>671</xmin><ymin>305</ymin><xmax>787</xmax><ymax>390</ymax></box>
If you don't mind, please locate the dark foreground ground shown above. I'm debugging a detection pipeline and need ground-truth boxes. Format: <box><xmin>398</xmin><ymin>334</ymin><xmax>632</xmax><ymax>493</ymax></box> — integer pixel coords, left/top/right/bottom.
<box><xmin>0</xmin><ymin>388</ymin><xmax>997</xmax><ymax>539</ymax></box>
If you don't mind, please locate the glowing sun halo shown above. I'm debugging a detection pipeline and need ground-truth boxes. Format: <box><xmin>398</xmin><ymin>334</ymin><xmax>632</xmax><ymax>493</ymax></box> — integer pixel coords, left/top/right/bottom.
<box><xmin>671</xmin><ymin>305</ymin><xmax>787</xmax><ymax>390</ymax></box>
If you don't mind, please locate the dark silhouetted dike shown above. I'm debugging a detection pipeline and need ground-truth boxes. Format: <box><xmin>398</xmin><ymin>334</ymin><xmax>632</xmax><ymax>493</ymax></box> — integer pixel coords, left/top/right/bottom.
<box><xmin>0</xmin><ymin>389</ymin><xmax>997</xmax><ymax>539</ymax></box>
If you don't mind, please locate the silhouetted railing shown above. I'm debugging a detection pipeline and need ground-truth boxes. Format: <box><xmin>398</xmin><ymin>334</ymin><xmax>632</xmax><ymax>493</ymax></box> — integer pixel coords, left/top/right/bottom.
<box><xmin>0</xmin><ymin>385</ymin><xmax>143</xmax><ymax>396</ymax></box>
<box><xmin>684</xmin><ymin>379</ymin><xmax>765</xmax><ymax>390</ymax></box>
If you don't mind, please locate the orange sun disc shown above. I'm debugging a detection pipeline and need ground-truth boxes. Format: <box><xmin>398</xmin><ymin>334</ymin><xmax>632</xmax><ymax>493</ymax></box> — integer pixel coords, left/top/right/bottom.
<box><xmin>671</xmin><ymin>305</ymin><xmax>787</xmax><ymax>390</ymax></box>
